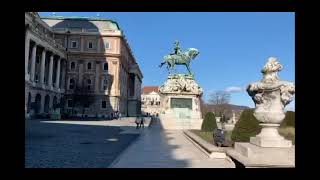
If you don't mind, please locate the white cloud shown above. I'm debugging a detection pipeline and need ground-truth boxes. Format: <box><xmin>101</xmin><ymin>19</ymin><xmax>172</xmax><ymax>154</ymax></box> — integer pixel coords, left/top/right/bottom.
<box><xmin>225</xmin><ymin>86</ymin><xmax>245</xmax><ymax>93</ymax></box>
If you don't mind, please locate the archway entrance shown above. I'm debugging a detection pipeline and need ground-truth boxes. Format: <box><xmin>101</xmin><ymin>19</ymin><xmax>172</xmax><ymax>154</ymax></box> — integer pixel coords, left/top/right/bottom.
<box><xmin>44</xmin><ymin>95</ymin><xmax>50</xmax><ymax>113</ymax></box>
<box><xmin>53</xmin><ymin>96</ymin><xmax>57</xmax><ymax>110</ymax></box>
<box><xmin>34</xmin><ymin>94</ymin><xmax>41</xmax><ymax>114</ymax></box>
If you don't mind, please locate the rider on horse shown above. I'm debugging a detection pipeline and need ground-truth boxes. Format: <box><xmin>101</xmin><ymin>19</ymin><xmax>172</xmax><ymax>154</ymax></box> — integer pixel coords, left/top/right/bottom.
<box><xmin>171</xmin><ymin>40</ymin><xmax>182</xmax><ymax>56</ymax></box>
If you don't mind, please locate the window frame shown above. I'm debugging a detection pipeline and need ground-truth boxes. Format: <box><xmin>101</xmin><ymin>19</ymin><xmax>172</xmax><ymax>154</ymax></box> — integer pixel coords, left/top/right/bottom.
<box><xmin>103</xmin><ymin>79</ymin><xmax>108</xmax><ymax>91</ymax></box>
<box><xmin>70</xmin><ymin>61</ymin><xmax>76</xmax><ymax>70</ymax></box>
<box><xmin>88</xmin><ymin>41</ymin><xmax>93</xmax><ymax>49</ymax></box>
<box><xmin>87</xmin><ymin>62</ymin><xmax>92</xmax><ymax>70</ymax></box>
<box><xmin>71</xmin><ymin>41</ymin><xmax>78</xmax><ymax>48</ymax></box>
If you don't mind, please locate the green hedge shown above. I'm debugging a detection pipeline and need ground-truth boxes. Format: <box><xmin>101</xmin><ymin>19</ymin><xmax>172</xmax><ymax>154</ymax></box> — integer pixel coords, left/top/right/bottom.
<box><xmin>231</xmin><ymin>109</ymin><xmax>262</xmax><ymax>142</ymax></box>
<box><xmin>231</xmin><ymin>109</ymin><xmax>295</xmax><ymax>142</ymax></box>
<box><xmin>201</xmin><ymin>112</ymin><xmax>217</xmax><ymax>132</ymax></box>
<box><xmin>281</xmin><ymin>111</ymin><xmax>295</xmax><ymax>128</ymax></box>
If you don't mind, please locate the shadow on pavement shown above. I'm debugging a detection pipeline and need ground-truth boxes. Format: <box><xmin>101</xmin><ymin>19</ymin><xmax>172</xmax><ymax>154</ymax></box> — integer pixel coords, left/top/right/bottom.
<box><xmin>25</xmin><ymin>120</ymin><xmax>139</xmax><ymax>168</ymax></box>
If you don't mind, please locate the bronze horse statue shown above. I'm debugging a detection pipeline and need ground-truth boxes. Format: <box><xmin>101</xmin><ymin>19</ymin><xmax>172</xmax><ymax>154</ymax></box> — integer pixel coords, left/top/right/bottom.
<box><xmin>159</xmin><ymin>48</ymin><xmax>199</xmax><ymax>75</ymax></box>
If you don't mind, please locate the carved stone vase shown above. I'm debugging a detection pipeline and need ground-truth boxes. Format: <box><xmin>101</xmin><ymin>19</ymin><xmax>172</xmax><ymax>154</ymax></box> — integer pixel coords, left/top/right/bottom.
<box><xmin>247</xmin><ymin>57</ymin><xmax>295</xmax><ymax>147</ymax></box>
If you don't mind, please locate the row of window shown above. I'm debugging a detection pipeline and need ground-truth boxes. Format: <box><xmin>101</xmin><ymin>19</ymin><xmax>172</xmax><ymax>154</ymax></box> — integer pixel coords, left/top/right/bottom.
<box><xmin>142</xmin><ymin>101</ymin><xmax>160</xmax><ymax>105</ymax></box>
<box><xmin>70</xmin><ymin>41</ymin><xmax>110</xmax><ymax>50</ymax></box>
<box><xmin>67</xmin><ymin>99</ymin><xmax>108</xmax><ymax>109</ymax></box>
<box><xmin>70</xmin><ymin>61</ymin><xmax>108</xmax><ymax>71</ymax></box>
<box><xmin>69</xmin><ymin>78</ymin><xmax>108</xmax><ymax>91</ymax></box>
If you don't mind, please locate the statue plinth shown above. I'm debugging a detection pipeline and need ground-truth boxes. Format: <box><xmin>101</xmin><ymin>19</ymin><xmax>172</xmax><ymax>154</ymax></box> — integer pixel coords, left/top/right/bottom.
<box><xmin>227</xmin><ymin>57</ymin><xmax>295</xmax><ymax>167</ymax></box>
<box><xmin>159</xmin><ymin>74</ymin><xmax>203</xmax><ymax>130</ymax></box>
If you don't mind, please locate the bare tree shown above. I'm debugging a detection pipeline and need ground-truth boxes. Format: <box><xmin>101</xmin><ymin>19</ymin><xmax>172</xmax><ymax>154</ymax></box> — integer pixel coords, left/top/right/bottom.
<box><xmin>208</xmin><ymin>90</ymin><xmax>231</xmax><ymax>121</ymax></box>
<box><xmin>199</xmin><ymin>96</ymin><xmax>210</xmax><ymax>118</ymax></box>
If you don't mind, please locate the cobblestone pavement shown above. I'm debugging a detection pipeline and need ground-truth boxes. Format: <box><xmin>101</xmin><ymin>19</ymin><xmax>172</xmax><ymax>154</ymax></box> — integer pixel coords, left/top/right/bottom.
<box><xmin>110</xmin><ymin>119</ymin><xmax>235</xmax><ymax>168</ymax></box>
<box><xmin>25</xmin><ymin>118</ymin><xmax>144</xmax><ymax>168</ymax></box>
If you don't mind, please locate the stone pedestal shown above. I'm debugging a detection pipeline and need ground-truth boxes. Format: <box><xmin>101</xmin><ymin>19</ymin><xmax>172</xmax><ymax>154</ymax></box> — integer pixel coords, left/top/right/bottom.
<box><xmin>250</xmin><ymin>124</ymin><xmax>292</xmax><ymax>148</ymax></box>
<box><xmin>159</xmin><ymin>74</ymin><xmax>203</xmax><ymax>130</ymax></box>
<box><xmin>227</xmin><ymin>143</ymin><xmax>295</xmax><ymax>167</ymax></box>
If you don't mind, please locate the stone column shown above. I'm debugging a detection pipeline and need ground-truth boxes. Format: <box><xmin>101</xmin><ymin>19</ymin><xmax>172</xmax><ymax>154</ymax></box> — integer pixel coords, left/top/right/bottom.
<box><xmin>40</xmin><ymin>94</ymin><xmax>45</xmax><ymax>113</ymax></box>
<box><xmin>40</xmin><ymin>49</ymin><xmax>46</xmax><ymax>88</ymax></box>
<box><xmin>60</xmin><ymin>60</ymin><xmax>66</xmax><ymax>92</ymax></box>
<box><xmin>30</xmin><ymin>43</ymin><xmax>37</xmax><ymax>82</ymax></box>
<box><xmin>95</xmin><ymin>62</ymin><xmax>100</xmax><ymax>93</ymax></box>
<box><xmin>48</xmin><ymin>54</ymin><xmax>54</xmax><ymax>89</ymax></box>
<box><xmin>55</xmin><ymin>58</ymin><xmax>61</xmax><ymax>89</ymax></box>
<box><xmin>25</xmin><ymin>33</ymin><xmax>30</xmax><ymax>80</ymax></box>
<box><xmin>97</xmin><ymin>38</ymin><xmax>101</xmax><ymax>53</ymax></box>
<box><xmin>78</xmin><ymin>61</ymin><xmax>84</xmax><ymax>87</ymax></box>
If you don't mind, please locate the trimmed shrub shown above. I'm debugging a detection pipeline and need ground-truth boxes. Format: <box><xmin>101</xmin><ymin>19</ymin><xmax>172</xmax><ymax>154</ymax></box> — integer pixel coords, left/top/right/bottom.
<box><xmin>281</xmin><ymin>111</ymin><xmax>295</xmax><ymax>128</ymax></box>
<box><xmin>231</xmin><ymin>109</ymin><xmax>262</xmax><ymax>142</ymax></box>
<box><xmin>201</xmin><ymin>112</ymin><xmax>217</xmax><ymax>132</ymax></box>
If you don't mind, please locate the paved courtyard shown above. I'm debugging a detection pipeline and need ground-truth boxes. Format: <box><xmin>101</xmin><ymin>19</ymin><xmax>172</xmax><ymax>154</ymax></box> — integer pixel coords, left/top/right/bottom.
<box><xmin>25</xmin><ymin>118</ymin><xmax>145</xmax><ymax>168</ymax></box>
<box><xmin>26</xmin><ymin>117</ymin><xmax>234</xmax><ymax>168</ymax></box>
<box><xmin>110</xmin><ymin>118</ymin><xmax>235</xmax><ymax>168</ymax></box>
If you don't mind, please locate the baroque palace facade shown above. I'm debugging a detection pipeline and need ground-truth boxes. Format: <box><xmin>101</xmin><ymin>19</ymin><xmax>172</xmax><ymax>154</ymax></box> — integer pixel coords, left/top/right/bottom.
<box><xmin>141</xmin><ymin>86</ymin><xmax>161</xmax><ymax>116</ymax></box>
<box><xmin>25</xmin><ymin>12</ymin><xmax>143</xmax><ymax>118</ymax></box>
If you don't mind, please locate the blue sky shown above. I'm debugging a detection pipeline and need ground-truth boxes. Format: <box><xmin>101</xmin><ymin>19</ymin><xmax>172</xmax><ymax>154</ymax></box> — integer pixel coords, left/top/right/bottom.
<box><xmin>39</xmin><ymin>12</ymin><xmax>295</xmax><ymax>110</ymax></box>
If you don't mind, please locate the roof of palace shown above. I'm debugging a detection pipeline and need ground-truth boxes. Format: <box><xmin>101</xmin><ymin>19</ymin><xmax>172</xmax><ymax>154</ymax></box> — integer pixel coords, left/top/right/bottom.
<box><xmin>142</xmin><ymin>86</ymin><xmax>159</xmax><ymax>94</ymax></box>
<box><xmin>41</xmin><ymin>16</ymin><xmax>121</xmax><ymax>30</ymax></box>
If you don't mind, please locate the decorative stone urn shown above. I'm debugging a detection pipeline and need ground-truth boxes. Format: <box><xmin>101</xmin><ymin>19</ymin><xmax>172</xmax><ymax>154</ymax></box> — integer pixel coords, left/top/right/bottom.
<box><xmin>247</xmin><ymin>57</ymin><xmax>295</xmax><ymax>147</ymax></box>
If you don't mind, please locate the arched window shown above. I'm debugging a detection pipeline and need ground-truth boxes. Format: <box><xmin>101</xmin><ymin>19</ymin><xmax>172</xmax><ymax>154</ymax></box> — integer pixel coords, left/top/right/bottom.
<box><xmin>87</xmin><ymin>62</ymin><xmax>92</xmax><ymax>70</ymax></box>
<box><xmin>69</xmin><ymin>79</ymin><xmax>75</xmax><ymax>89</ymax></box>
<box><xmin>44</xmin><ymin>95</ymin><xmax>50</xmax><ymax>113</ymax></box>
<box><xmin>71</xmin><ymin>62</ymin><xmax>75</xmax><ymax>70</ymax></box>
<box><xmin>104</xmin><ymin>63</ymin><xmax>108</xmax><ymax>71</ymax></box>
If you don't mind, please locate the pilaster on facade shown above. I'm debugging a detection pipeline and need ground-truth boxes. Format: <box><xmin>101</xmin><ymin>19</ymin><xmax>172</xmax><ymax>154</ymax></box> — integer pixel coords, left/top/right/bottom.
<box><xmin>30</xmin><ymin>43</ymin><xmax>37</xmax><ymax>82</ymax></box>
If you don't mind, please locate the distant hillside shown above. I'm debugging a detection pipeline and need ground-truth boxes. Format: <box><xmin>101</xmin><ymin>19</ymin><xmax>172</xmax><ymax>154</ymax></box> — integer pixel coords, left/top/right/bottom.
<box><xmin>202</xmin><ymin>103</ymin><xmax>250</xmax><ymax>119</ymax></box>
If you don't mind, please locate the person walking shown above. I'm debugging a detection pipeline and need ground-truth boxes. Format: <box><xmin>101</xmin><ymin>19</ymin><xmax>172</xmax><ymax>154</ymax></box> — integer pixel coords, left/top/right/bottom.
<box><xmin>135</xmin><ymin>117</ymin><xmax>140</xmax><ymax>129</ymax></box>
<box><xmin>140</xmin><ymin>116</ymin><xmax>144</xmax><ymax>129</ymax></box>
<box><xmin>118</xmin><ymin>112</ymin><xmax>121</xmax><ymax>120</ymax></box>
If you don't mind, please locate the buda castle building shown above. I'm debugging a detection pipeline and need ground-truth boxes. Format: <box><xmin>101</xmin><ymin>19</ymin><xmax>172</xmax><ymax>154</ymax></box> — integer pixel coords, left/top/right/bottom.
<box><xmin>25</xmin><ymin>12</ymin><xmax>143</xmax><ymax>118</ymax></box>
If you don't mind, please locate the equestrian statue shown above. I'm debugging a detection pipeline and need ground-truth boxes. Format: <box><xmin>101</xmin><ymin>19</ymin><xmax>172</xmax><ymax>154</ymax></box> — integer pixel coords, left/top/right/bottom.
<box><xmin>159</xmin><ymin>40</ymin><xmax>199</xmax><ymax>76</ymax></box>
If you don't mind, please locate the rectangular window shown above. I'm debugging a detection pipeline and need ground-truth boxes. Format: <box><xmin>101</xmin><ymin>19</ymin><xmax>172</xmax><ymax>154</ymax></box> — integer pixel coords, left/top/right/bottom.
<box><xmin>67</xmin><ymin>99</ymin><xmax>73</xmax><ymax>108</ymax></box>
<box><xmin>103</xmin><ymin>79</ymin><xmax>108</xmax><ymax>90</ymax></box>
<box><xmin>71</xmin><ymin>41</ymin><xmax>77</xmax><ymax>48</ymax></box>
<box><xmin>88</xmin><ymin>41</ymin><xmax>93</xmax><ymax>49</ymax></box>
<box><xmin>87</xmin><ymin>85</ymin><xmax>91</xmax><ymax>90</ymax></box>
<box><xmin>101</xmin><ymin>101</ymin><xmax>107</xmax><ymax>109</ymax></box>
<box><xmin>105</xmin><ymin>42</ymin><xmax>110</xmax><ymax>49</ymax></box>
